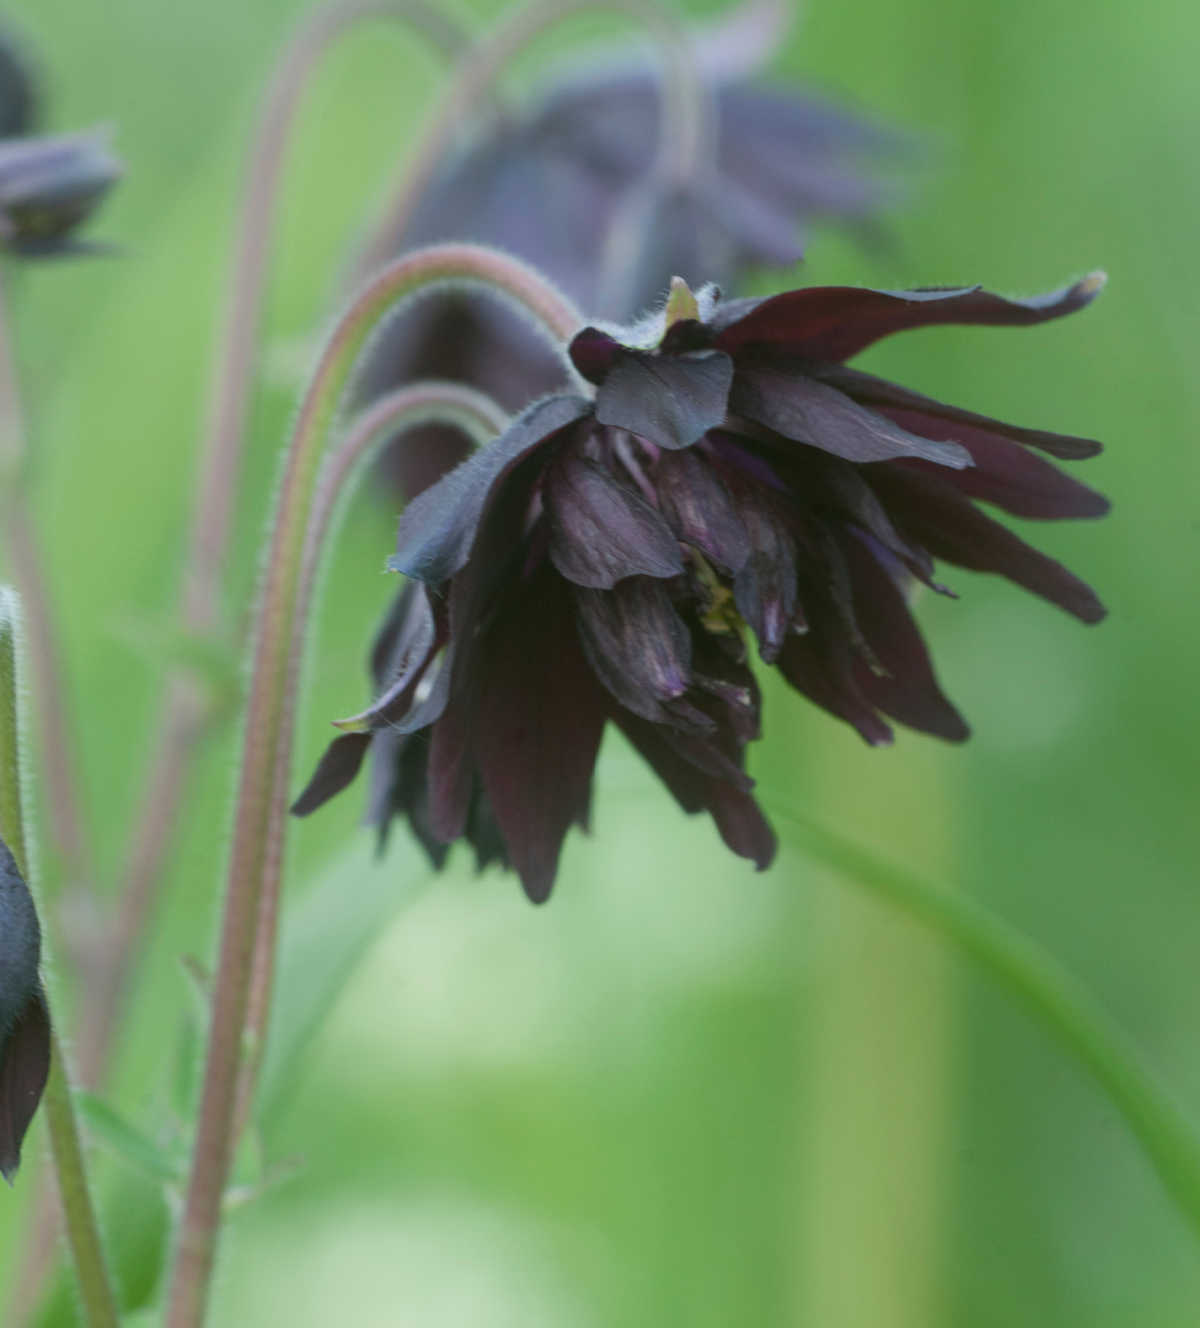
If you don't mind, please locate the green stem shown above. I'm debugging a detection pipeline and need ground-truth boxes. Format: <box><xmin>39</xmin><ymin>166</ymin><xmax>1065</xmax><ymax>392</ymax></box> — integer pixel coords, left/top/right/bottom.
<box><xmin>93</xmin><ymin>0</ymin><xmax>473</xmax><ymax>1103</ymax></box>
<box><xmin>41</xmin><ymin>1049</ymin><xmax>120</xmax><ymax>1328</ymax></box>
<box><xmin>166</xmin><ymin>244</ymin><xmax>580</xmax><ymax>1328</ymax></box>
<box><xmin>0</xmin><ymin>589</ymin><xmax>118</xmax><ymax>1327</ymax></box>
<box><xmin>232</xmin><ymin>380</ymin><xmax>510</xmax><ymax>1138</ymax></box>
<box><xmin>772</xmin><ymin>805</ymin><xmax>1200</xmax><ymax>1239</ymax></box>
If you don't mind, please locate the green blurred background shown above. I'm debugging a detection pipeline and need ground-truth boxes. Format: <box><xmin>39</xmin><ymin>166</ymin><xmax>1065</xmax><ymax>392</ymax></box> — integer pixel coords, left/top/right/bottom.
<box><xmin>0</xmin><ymin>0</ymin><xmax>1197</xmax><ymax>1322</ymax></box>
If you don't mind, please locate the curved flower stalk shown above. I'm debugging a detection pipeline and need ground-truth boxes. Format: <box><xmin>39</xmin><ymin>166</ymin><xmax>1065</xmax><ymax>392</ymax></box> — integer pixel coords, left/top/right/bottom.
<box><xmin>86</xmin><ymin>0</ymin><xmax>473</xmax><ymax>1100</ymax></box>
<box><xmin>298</xmin><ymin>271</ymin><xmax>1109</xmax><ymax>902</ymax></box>
<box><xmin>166</xmin><ymin>243</ymin><xmax>581</xmax><ymax>1328</ymax></box>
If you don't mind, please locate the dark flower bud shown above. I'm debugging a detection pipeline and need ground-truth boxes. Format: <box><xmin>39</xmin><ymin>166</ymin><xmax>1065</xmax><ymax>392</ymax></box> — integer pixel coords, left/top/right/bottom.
<box><xmin>0</xmin><ymin>836</ymin><xmax>49</xmax><ymax>1182</ymax></box>
<box><xmin>0</xmin><ymin>130</ymin><xmax>121</xmax><ymax>257</ymax></box>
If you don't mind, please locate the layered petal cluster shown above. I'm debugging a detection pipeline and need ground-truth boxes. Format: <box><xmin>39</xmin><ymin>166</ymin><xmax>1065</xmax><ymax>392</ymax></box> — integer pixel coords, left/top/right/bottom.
<box><xmin>0</xmin><ymin>837</ymin><xmax>49</xmax><ymax>1181</ymax></box>
<box><xmin>358</xmin><ymin>0</ymin><xmax>905</xmax><ymax>503</ymax></box>
<box><xmin>297</xmin><ymin>274</ymin><xmax>1108</xmax><ymax>902</ymax></box>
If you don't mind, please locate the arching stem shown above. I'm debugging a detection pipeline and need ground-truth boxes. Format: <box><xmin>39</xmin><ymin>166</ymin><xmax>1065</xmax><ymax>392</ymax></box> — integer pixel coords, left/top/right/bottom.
<box><xmin>165</xmin><ymin>243</ymin><xmax>580</xmax><ymax>1328</ymax></box>
<box><xmin>89</xmin><ymin>0</ymin><xmax>472</xmax><ymax>1095</ymax></box>
<box><xmin>232</xmin><ymin>380</ymin><xmax>510</xmax><ymax>1137</ymax></box>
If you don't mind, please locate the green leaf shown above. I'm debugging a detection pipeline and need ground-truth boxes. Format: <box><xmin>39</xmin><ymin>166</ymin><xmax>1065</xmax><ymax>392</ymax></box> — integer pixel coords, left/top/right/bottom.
<box><xmin>75</xmin><ymin>1093</ymin><xmax>183</xmax><ymax>1186</ymax></box>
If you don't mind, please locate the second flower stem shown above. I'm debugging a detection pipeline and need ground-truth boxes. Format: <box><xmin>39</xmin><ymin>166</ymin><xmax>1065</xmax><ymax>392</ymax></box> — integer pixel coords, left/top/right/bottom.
<box><xmin>772</xmin><ymin>805</ymin><xmax>1200</xmax><ymax>1241</ymax></box>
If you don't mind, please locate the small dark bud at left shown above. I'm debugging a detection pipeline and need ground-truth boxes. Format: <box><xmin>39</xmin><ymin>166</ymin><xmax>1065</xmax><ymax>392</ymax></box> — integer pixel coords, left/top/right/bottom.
<box><xmin>0</xmin><ymin>130</ymin><xmax>121</xmax><ymax>257</ymax></box>
<box><xmin>0</xmin><ymin>836</ymin><xmax>49</xmax><ymax>1183</ymax></box>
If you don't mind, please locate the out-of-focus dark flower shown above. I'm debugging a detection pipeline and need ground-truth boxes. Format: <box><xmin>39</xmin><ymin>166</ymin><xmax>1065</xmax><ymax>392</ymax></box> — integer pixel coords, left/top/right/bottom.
<box><xmin>296</xmin><ymin>271</ymin><xmax>1108</xmax><ymax>903</ymax></box>
<box><xmin>0</xmin><ymin>130</ymin><xmax>121</xmax><ymax>257</ymax></box>
<box><xmin>0</xmin><ymin>836</ymin><xmax>49</xmax><ymax>1182</ymax></box>
<box><xmin>358</xmin><ymin>0</ymin><xmax>907</xmax><ymax>504</ymax></box>
<box><xmin>0</xmin><ymin>25</ymin><xmax>37</xmax><ymax>138</ymax></box>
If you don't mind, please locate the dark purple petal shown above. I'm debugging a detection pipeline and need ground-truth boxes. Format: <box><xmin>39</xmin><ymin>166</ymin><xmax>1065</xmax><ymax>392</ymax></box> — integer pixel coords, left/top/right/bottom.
<box><xmin>705</xmin><ymin>782</ymin><xmax>777</xmax><ymax>870</ymax></box>
<box><xmin>575</xmin><ymin>577</ymin><xmax>698</xmax><ymax>727</ymax></box>
<box><xmin>869</xmin><ymin>466</ymin><xmax>1107</xmax><ymax>623</ymax></box>
<box><xmin>777</xmin><ymin>628</ymin><xmax>895</xmax><ymax>747</ymax></box>
<box><xmin>545</xmin><ymin>450</ymin><xmax>684</xmax><ymax>588</ymax></box>
<box><xmin>654</xmin><ymin>448</ymin><xmax>750</xmax><ymax>573</ymax></box>
<box><xmin>568</xmin><ymin>326</ymin><xmax>623</xmax><ymax>384</ymax></box>
<box><xmin>0</xmin><ymin>986</ymin><xmax>49</xmax><ymax>1182</ymax></box>
<box><xmin>613</xmin><ymin>711</ymin><xmax>774</xmax><ymax>869</ymax></box>
<box><xmin>878</xmin><ymin>409</ymin><xmax>1110</xmax><ymax>519</ymax></box>
<box><xmin>775</xmin><ymin>447</ymin><xmax>937</xmax><ymax>587</ymax></box>
<box><xmin>713</xmin><ymin>273</ymin><xmax>1105</xmax><ymax>363</ymax></box>
<box><xmin>593</xmin><ymin>349</ymin><xmax>734</xmax><ymax>450</ymax></box>
<box><xmin>366</xmin><ymin>729</ymin><xmax>449</xmax><ymax>867</ymax></box>
<box><xmin>0</xmin><ymin>835</ymin><xmax>48</xmax><ymax>1183</ymax></box>
<box><xmin>427</xmin><ymin>685</ymin><xmax>476</xmax><ymax>845</ymax></box>
<box><xmin>389</xmin><ymin>395</ymin><xmax>590</xmax><ymax>583</ymax></box>
<box><xmin>290</xmin><ymin>732</ymin><xmax>373</xmax><ymax>817</ymax></box>
<box><xmin>811</xmin><ymin>363</ymin><xmax>1104</xmax><ymax>460</ymax></box>
<box><xmin>724</xmin><ymin>486</ymin><xmax>799</xmax><ymax>662</ymax></box>
<box><xmin>730</xmin><ymin>367</ymin><xmax>971</xmax><ymax>468</ymax></box>
<box><xmin>840</xmin><ymin>533</ymin><xmax>969</xmax><ymax>741</ymax></box>
<box><xmin>476</xmin><ymin>571</ymin><xmax>607</xmax><ymax>903</ymax></box>
<box><xmin>613</xmin><ymin>711</ymin><xmax>708</xmax><ymax>812</ymax></box>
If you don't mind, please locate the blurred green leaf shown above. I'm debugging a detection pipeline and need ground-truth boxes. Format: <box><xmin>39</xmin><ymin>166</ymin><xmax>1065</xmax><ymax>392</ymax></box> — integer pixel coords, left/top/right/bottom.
<box><xmin>259</xmin><ymin>836</ymin><xmax>431</xmax><ymax>1121</ymax></box>
<box><xmin>75</xmin><ymin>1092</ymin><xmax>182</xmax><ymax>1186</ymax></box>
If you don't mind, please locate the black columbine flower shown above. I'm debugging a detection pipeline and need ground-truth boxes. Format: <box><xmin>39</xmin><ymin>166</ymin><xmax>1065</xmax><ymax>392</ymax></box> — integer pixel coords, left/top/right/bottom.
<box><xmin>0</xmin><ymin>836</ymin><xmax>50</xmax><ymax>1181</ymax></box>
<box><xmin>358</xmin><ymin>1</ymin><xmax>905</xmax><ymax>504</ymax></box>
<box><xmin>296</xmin><ymin>273</ymin><xmax>1108</xmax><ymax>903</ymax></box>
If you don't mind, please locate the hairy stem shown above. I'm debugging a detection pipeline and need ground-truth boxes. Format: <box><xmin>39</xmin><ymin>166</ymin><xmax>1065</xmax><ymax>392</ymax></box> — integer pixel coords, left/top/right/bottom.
<box><xmin>354</xmin><ymin>0</ymin><xmax>712</xmax><ymax>280</ymax></box>
<box><xmin>0</xmin><ymin>590</ymin><xmax>118</xmax><ymax>1327</ymax></box>
<box><xmin>166</xmin><ymin>244</ymin><xmax>580</xmax><ymax>1327</ymax></box>
<box><xmin>233</xmin><ymin>381</ymin><xmax>509</xmax><ymax>1138</ymax></box>
<box><xmin>773</xmin><ymin>806</ymin><xmax>1200</xmax><ymax>1241</ymax></box>
<box><xmin>40</xmin><ymin>1051</ymin><xmax>120</xmax><ymax>1328</ymax></box>
<box><xmin>84</xmin><ymin>0</ymin><xmax>471</xmax><ymax>1100</ymax></box>
<box><xmin>0</xmin><ymin>275</ymin><xmax>95</xmax><ymax>943</ymax></box>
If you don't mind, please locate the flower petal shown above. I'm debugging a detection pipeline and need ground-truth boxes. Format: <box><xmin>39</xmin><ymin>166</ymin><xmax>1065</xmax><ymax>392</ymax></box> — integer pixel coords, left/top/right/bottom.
<box><xmin>870</xmin><ymin>466</ymin><xmax>1107</xmax><ymax>623</ymax></box>
<box><xmin>290</xmin><ymin>732</ymin><xmax>373</xmax><ymax>817</ymax></box>
<box><xmin>0</xmin><ymin>986</ymin><xmax>49</xmax><ymax>1182</ymax></box>
<box><xmin>476</xmin><ymin>571</ymin><xmax>607</xmax><ymax>903</ymax></box>
<box><xmin>613</xmin><ymin>712</ymin><xmax>774</xmax><ymax>869</ymax></box>
<box><xmin>730</xmin><ymin>367</ymin><xmax>972</xmax><ymax>468</ymax></box>
<box><xmin>568</xmin><ymin>326</ymin><xmax>623</xmax><ymax>384</ymax></box>
<box><xmin>877</xmin><ymin>411</ymin><xmax>1110</xmax><ymax>519</ymax></box>
<box><xmin>593</xmin><ymin>349</ymin><xmax>734</xmax><ymax>450</ymax></box>
<box><xmin>654</xmin><ymin>448</ymin><xmax>751</xmax><ymax>573</ymax></box>
<box><xmin>811</xmin><ymin>363</ymin><xmax>1104</xmax><ymax>460</ymax></box>
<box><xmin>725</xmin><ymin>488</ymin><xmax>799</xmax><ymax>662</ymax></box>
<box><xmin>840</xmin><ymin>533</ymin><xmax>969</xmax><ymax>741</ymax></box>
<box><xmin>713</xmin><ymin>273</ymin><xmax>1105</xmax><ymax>363</ymax></box>
<box><xmin>546</xmin><ymin>450</ymin><xmax>684</xmax><ymax>588</ymax></box>
<box><xmin>575</xmin><ymin>577</ymin><xmax>698</xmax><ymax>726</ymax></box>
<box><xmin>389</xmin><ymin>394</ymin><xmax>590</xmax><ymax>583</ymax></box>
<box><xmin>777</xmin><ymin>627</ymin><xmax>895</xmax><ymax>746</ymax></box>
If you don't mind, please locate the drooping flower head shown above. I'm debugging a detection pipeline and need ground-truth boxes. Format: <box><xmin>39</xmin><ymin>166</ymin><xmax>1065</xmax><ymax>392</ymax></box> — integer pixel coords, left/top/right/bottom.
<box><xmin>296</xmin><ymin>272</ymin><xmax>1108</xmax><ymax>903</ymax></box>
<box><xmin>0</xmin><ymin>836</ymin><xmax>49</xmax><ymax>1181</ymax></box>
